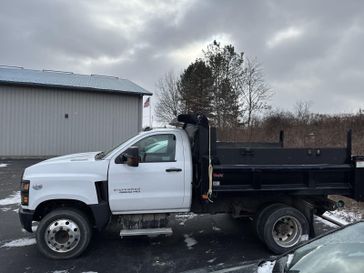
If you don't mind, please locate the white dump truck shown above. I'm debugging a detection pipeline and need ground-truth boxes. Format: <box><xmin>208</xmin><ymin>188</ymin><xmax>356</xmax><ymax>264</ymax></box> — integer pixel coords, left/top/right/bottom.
<box><xmin>19</xmin><ymin>114</ymin><xmax>364</xmax><ymax>259</ymax></box>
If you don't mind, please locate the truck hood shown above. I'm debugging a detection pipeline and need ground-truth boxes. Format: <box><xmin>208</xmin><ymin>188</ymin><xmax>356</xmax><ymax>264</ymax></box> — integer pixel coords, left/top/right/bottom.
<box><xmin>23</xmin><ymin>151</ymin><xmax>109</xmax><ymax>181</ymax></box>
<box><xmin>43</xmin><ymin>151</ymin><xmax>101</xmax><ymax>163</ymax></box>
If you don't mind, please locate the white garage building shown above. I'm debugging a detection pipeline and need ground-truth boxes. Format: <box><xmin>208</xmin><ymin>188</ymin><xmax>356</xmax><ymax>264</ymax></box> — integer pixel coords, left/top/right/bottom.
<box><xmin>0</xmin><ymin>66</ymin><xmax>152</xmax><ymax>157</ymax></box>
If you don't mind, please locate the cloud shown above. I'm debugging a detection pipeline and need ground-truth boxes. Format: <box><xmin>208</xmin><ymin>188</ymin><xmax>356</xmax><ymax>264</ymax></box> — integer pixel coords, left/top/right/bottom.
<box><xmin>0</xmin><ymin>0</ymin><xmax>364</xmax><ymax>114</ymax></box>
<box><xmin>167</xmin><ymin>33</ymin><xmax>233</xmax><ymax>67</ymax></box>
<box><xmin>267</xmin><ymin>26</ymin><xmax>303</xmax><ymax>48</ymax></box>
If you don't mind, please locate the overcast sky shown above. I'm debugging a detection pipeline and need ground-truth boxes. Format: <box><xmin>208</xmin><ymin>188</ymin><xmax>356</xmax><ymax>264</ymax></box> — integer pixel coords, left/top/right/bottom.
<box><xmin>1</xmin><ymin>0</ymin><xmax>364</xmax><ymax>115</ymax></box>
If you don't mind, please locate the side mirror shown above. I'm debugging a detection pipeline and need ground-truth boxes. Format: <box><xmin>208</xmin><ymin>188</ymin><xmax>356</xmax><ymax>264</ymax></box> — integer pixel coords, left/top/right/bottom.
<box><xmin>124</xmin><ymin>146</ymin><xmax>139</xmax><ymax>167</ymax></box>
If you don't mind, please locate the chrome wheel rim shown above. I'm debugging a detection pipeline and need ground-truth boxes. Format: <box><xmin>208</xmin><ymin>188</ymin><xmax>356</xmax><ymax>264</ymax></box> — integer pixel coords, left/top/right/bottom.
<box><xmin>272</xmin><ymin>216</ymin><xmax>302</xmax><ymax>248</ymax></box>
<box><xmin>44</xmin><ymin>219</ymin><xmax>81</xmax><ymax>253</ymax></box>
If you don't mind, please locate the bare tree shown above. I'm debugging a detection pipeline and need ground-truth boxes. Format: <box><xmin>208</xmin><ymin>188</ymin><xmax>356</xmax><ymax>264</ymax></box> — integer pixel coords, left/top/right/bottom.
<box><xmin>241</xmin><ymin>58</ymin><xmax>273</xmax><ymax>127</ymax></box>
<box><xmin>154</xmin><ymin>71</ymin><xmax>181</xmax><ymax>123</ymax></box>
<box><xmin>294</xmin><ymin>100</ymin><xmax>312</xmax><ymax>124</ymax></box>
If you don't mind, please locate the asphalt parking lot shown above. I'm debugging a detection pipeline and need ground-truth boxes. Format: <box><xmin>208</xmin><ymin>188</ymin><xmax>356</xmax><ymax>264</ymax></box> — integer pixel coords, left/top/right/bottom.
<box><xmin>0</xmin><ymin>160</ymin><xmax>336</xmax><ymax>273</ymax></box>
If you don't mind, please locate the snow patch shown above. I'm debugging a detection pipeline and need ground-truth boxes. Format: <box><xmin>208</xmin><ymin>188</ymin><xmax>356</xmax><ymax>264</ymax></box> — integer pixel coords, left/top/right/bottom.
<box><xmin>314</xmin><ymin>215</ymin><xmax>339</xmax><ymax>228</ymax></box>
<box><xmin>1</xmin><ymin>207</ymin><xmax>11</xmax><ymax>212</ymax></box>
<box><xmin>212</xmin><ymin>226</ymin><xmax>221</xmax><ymax>231</ymax></box>
<box><xmin>152</xmin><ymin>260</ymin><xmax>167</xmax><ymax>267</ymax></box>
<box><xmin>326</xmin><ymin>210</ymin><xmax>362</xmax><ymax>223</ymax></box>
<box><xmin>207</xmin><ymin>258</ymin><xmax>217</xmax><ymax>263</ymax></box>
<box><xmin>184</xmin><ymin>234</ymin><xmax>197</xmax><ymax>250</ymax></box>
<box><xmin>286</xmin><ymin>254</ymin><xmax>294</xmax><ymax>268</ymax></box>
<box><xmin>1</xmin><ymin>238</ymin><xmax>36</xmax><ymax>248</ymax></box>
<box><xmin>81</xmin><ymin>272</ymin><xmax>98</xmax><ymax>273</ymax></box>
<box><xmin>0</xmin><ymin>191</ymin><xmax>20</xmax><ymax>206</ymax></box>
<box><xmin>0</xmin><ymin>163</ymin><xmax>8</xmax><ymax>168</ymax></box>
<box><xmin>175</xmin><ymin>213</ymin><xmax>197</xmax><ymax>226</ymax></box>
<box><xmin>322</xmin><ymin>211</ymin><xmax>349</xmax><ymax>226</ymax></box>
<box><xmin>257</xmin><ymin>261</ymin><xmax>276</xmax><ymax>273</ymax></box>
<box><xmin>300</xmin><ymin>234</ymin><xmax>309</xmax><ymax>242</ymax></box>
<box><xmin>52</xmin><ymin>271</ymin><xmax>69</xmax><ymax>273</ymax></box>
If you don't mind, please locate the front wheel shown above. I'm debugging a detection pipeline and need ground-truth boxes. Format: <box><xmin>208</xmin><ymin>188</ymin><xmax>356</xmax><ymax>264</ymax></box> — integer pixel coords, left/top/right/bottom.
<box><xmin>36</xmin><ymin>209</ymin><xmax>92</xmax><ymax>259</ymax></box>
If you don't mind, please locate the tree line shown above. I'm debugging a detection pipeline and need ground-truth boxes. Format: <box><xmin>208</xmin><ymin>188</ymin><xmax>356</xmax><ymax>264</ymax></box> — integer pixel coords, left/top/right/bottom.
<box><xmin>155</xmin><ymin>41</ymin><xmax>272</xmax><ymax>128</ymax></box>
<box><xmin>218</xmin><ymin>103</ymin><xmax>364</xmax><ymax>155</ymax></box>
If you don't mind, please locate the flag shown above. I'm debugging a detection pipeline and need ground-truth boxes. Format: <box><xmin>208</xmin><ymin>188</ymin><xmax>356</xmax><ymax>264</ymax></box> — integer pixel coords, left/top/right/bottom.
<box><xmin>144</xmin><ymin>97</ymin><xmax>150</xmax><ymax>108</ymax></box>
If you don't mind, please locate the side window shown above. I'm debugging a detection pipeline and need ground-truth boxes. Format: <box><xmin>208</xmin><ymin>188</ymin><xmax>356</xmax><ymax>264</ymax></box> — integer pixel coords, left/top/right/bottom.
<box><xmin>133</xmin><ymin>134</ymin><xmax>176</xmax><ymax>163</ymax></box>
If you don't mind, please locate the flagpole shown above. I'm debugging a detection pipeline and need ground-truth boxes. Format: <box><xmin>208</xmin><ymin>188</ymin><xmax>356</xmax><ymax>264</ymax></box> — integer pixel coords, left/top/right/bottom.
<box><xmin>149</xmin><ymin>97</ymin><xmax>152</xmax><ymax>127</ymax></box>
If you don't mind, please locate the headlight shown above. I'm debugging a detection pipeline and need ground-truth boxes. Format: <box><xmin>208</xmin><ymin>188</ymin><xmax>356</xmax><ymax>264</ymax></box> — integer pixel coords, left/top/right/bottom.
<box><xmin>20</xmin><ymin>180</ymin><xmax>30</xmax><ymax>206</ymax></box>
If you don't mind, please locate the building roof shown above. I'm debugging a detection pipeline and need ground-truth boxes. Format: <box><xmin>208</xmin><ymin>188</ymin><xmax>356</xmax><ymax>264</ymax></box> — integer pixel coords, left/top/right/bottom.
<box><xmin>0</xmin><ymin>65</ymin><xmax>152</xmax><ymax>96</ymax></box>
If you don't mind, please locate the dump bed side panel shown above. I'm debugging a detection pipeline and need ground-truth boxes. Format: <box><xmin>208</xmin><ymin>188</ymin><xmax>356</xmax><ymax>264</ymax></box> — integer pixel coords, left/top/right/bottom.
<box><xmin>216</xmin><ymin>147</ymin><xmax>349</xmax><ymax>165</ymax></box>
<box><xmin>177</xmin><ymin>114</ymin><xmax>363</xmax><ymax>202</ymax></box>
<box><xmin>211</xmin><ymin>164</ymin><xmax>353</xmax><ymax>196</ymax></box>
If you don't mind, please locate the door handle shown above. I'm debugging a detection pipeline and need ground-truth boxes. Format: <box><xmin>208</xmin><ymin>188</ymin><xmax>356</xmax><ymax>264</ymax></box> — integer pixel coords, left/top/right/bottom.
<box><xmin>165</xmin><ymin>168</ymin><xmax>182</xmax><ymax>172</ymax></box>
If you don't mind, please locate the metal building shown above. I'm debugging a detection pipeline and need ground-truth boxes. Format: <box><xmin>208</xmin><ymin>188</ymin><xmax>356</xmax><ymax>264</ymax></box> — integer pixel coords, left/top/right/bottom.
<box><xmin>0</xmin><ymin>66</ymin><xmax>152</xmax><ymax>157</ymax></box>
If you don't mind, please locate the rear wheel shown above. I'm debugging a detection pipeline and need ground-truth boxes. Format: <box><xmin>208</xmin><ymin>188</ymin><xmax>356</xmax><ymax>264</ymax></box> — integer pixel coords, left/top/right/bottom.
<box><xmin>36</xmin><ymin>209</ymin><xmax>92</xmax><ymax>259</ymax></box>
<box><xmin>261</xmin><ymin>206</ymin><xmax>309</xmax><ymax>254</ymax></box>
<box><xmin>254</xmin><ymin>203</ymin><xmax>286</xmax><ymax>241</ymax></box>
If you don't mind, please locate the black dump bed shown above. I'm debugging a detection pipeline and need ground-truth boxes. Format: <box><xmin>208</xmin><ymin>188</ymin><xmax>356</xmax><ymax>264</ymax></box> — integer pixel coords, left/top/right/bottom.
<box><xmin>177</xmin><ymin>114</ymin><xmax>364</xmax><ymax>202</ymax></box>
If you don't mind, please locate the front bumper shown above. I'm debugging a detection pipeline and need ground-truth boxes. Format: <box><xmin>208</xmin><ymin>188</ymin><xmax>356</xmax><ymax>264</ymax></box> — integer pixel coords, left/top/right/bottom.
<box><xmin>19</xmin><ymin>207</ymin><xmax>34</xmax><ymax>232</ymax></box>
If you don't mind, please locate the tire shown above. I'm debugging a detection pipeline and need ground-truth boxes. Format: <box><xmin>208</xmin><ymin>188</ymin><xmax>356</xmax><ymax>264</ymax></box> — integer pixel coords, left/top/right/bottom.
<box><xmin>36</xmin><ymin>208</ymin><xmax>92</xmax><ymax>259</ymax></box>
<box><xmin>262</xmin><ymin>206</ymin><xmax>309</xmax><ymax>254</ymax></box>
<box><xmin>254</xmin><ymin>203</ymin><xmax>286</xmax><ymax>241</ymax></box>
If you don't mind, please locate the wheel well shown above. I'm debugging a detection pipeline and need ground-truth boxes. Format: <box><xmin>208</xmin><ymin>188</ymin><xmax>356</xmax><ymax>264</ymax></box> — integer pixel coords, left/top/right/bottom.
<box><xmin>33</xmin><ymin>199</ymin><xmax>95</xmax><ymax>226</ymax></box>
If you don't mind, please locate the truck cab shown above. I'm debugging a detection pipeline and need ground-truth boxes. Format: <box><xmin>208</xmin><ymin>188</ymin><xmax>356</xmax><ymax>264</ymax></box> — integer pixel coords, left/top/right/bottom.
<box><xmin>19</xmin><ymin>127</ymin><xmax>192</xmax><ymax>258</ymax></box>
<box><xmin>106</xmin><ymin>128</ymin><xmax>192</xmax><ymax>214</ymax></box>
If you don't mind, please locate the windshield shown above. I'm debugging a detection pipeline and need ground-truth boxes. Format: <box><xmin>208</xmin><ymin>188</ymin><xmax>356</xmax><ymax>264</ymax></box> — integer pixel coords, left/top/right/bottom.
<box><xmin>96</xmin><ymin>134</ymin><xmax>139</xmax><ymax>159</ymax></box>
<box><xmin>287</xmin><ymin>222</ymin><xmax>364</xmax><ymax>273</ymax></box>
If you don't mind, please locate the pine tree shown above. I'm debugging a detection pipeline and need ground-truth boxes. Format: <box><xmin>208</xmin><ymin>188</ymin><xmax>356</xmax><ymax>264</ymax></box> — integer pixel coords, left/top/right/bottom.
<box><xmin>204</xmin><ymin>41</ymin><xmax>243</xmax><ymax>127</ymax></box>
<box><xmin>179</xmin><ymin>59</ymin><xmax>214</xmax><ymax>118</ymax></box>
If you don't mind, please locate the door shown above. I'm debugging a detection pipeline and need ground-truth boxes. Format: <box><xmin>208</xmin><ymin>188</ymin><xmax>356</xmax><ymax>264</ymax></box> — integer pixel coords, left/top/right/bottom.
<box><xmin>108</xmin><ymin>132</ymin><xmax>186</xmax><ymax>213</ymax></box>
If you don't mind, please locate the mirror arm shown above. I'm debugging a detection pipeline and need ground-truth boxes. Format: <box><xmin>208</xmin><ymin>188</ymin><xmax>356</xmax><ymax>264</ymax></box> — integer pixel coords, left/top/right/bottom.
<box><xmin>121</xmin><ymin>154</ymin><xmax>127</xmax><ymax>162</ymax></box>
